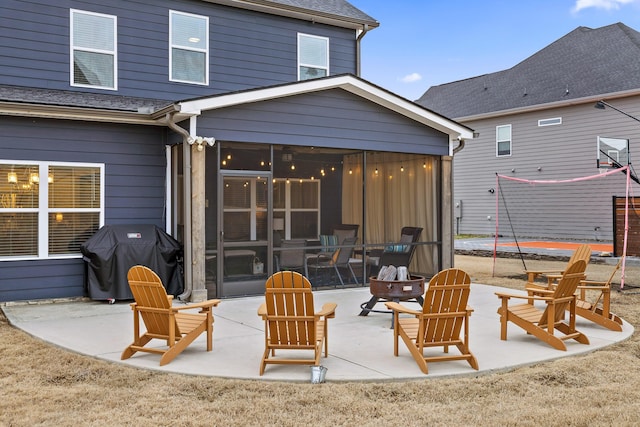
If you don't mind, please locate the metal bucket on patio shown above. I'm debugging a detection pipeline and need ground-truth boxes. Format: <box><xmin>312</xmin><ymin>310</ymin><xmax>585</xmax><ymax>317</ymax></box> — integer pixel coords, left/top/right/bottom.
<box><xmin>310</xmin><ymin>365</ymin><xmax>327</xmax><ymax>383</ymax></box>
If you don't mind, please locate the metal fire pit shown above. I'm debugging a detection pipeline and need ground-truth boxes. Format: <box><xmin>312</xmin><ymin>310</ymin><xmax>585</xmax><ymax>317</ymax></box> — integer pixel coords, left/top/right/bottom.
<box><xmin>359</xmin><ymin>276</ymin><xmax>425</xmax><ymax>327</ymax></box>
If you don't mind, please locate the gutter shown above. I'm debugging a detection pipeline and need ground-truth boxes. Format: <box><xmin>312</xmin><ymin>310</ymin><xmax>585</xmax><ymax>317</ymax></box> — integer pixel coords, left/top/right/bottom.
<box><xmin>163</xmin><ymin>111</ymin><xmax>193</xmax><ymax>301</ymax></box>
<box><xmin>451</xmin><ymin>89</ymin><xmax>640</xmax><ymax>122</ymax></box>
<box><xmin>207</xmin><ymin>0</ymin><xmax>379</xmax><ymax>31</ymax></box>
<box><xmin>0</xmin><ymin>101</ymin><xmax>162</xmax><ymax>125</ymax></box>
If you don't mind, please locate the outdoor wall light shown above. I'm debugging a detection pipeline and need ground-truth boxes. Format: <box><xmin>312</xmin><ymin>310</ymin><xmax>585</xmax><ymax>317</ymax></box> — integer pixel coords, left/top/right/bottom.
<box><xmin>187</xmin><ymin>136</ymin><xmax>216</xmax><ymax>151</ymax></box>
<box><xmin>488</xmin><ymin>188</ymin><xmax>495</xmax><ymax>194</ymax></box>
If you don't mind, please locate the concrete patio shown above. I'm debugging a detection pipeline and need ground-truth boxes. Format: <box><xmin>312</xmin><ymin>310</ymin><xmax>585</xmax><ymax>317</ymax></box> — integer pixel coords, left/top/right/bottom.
<box><xmin>2</xmin><ymin>282</ymin><xmax>633</xmax><ymax>382</ymax></box>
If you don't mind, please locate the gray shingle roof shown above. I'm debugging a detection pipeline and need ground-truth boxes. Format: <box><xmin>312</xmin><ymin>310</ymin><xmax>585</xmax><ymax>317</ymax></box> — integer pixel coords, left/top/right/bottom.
<box><xmin>255</xmin><ymin>0</ymin><xmax>377</xmax><ymax>25</ymax></box>
<box><xmin>0</xmin><ymin>85</ymin><xmax>173</xmax><ymax>113</ymax></box>
<box><xmin>416</xmin><ymin>23</ymin><xmax>640</xmax><ymax>119</ymax></box>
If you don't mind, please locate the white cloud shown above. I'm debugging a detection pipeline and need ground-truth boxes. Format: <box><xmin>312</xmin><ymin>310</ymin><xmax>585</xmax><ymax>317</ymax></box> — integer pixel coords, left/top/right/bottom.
<box><xmin>573</xmin><ymin>0</ymin><xmax>637</xmax><ymax>12</ymax></box>
<box><xmin>400</xmin><ymin>73</ymin><xmax>422</xmax><ymax>83</ymax></box>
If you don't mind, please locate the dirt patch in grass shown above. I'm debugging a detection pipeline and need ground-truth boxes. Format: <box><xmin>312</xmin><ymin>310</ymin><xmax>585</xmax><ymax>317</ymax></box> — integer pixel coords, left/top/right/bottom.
<box><xmin>1</xmin><ymin>255</ymin><xmax>639</xmax><ymax>426</ymax></box>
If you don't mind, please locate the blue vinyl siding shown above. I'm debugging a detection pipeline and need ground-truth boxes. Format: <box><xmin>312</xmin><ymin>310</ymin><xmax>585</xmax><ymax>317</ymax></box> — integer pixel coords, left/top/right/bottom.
<box><xmin>0</xmin><ymin>117</ymin><xmax>168</xmax><ymax>302</ymax></box>
<box><xmin>1</xmin><ymin>0</ymin><xmax>357</xmax><ymax>100</ymax></box>
<box><xmin>0</xmin><ymin>260</ymin><xmax>85</xmax><ymax>301</ymax></box>
<box><xmin>196</xmin><ymin>89</ymin><xmax>449</xmax><ymax>155</ymax></box>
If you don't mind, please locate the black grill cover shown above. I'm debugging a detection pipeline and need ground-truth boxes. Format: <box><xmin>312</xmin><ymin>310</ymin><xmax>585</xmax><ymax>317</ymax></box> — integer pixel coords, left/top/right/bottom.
<box><xmin>80</xmin><ymin>224</ymin><xmax>183</xmax><ymax>301</ymax></box>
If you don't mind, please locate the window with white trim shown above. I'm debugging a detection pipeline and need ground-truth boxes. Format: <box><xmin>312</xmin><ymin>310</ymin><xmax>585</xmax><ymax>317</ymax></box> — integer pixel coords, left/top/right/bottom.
<box><xmin>70</xmin><ymin>9</ymin><xmax>117</xmax><ymax>90</ymax></box>
<box><xmin>298</xmin><ymin>33</ymin><xmax>329</xmax><ymax>81</ymax></box>
<box><xmin>496</xmin><ymin>124</ymin><xmax>512</xmax><ymax>157</ymax></box>
<box><xmin>274</xmin><ymin>179</ymin><xmax>320</xmax><ymax>239</ymax></box>
<box><xmin>170</xmin><ymin>10</ymin><xmax>209</xmax><ymax>85</ymax></box>
<box><xmin>0</xmin><ymin>161</ymin><xmax>104</xmax><ymax>259</ymax></box>
<box><xmin>538</xmin><ymin>117</ymin><xmax>562</xmax><ymax>126</ymax></box>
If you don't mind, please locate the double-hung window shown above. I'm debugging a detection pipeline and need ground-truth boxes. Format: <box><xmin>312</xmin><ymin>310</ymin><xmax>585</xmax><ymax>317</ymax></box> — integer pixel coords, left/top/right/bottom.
<box><xmin>0</xmin><ymin>161</ymin><xmax>104</xmax><ymax>260</ymax></box>
<box><xmin>496</xmin><ymin>124</ymin><xmax>512</xmax><ymax>157</ymax></box>
<box><xmin>273</xmin><ymin>179</ymin><xmax>320</xmax><ymax>239</ymax></box>
<box><xmin>170</xmin><ymin>10</ymin><xmax>209</xmax><ymax>85</ymax></box>
<box><xmin>298</xmin><ymin>33</ymin><xmax>329</xmax><ymax>80</ymax></box>
<box><xmin>70</xmin><ymin>9</ymin><xmax>117</xmax><ymax>90</ymax></box>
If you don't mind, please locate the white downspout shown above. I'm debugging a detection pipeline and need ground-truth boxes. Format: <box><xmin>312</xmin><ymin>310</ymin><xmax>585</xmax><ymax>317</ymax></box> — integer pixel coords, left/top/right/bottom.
<box><xmin>164</xmin><ymin>112</ymin><xmax>193</xmax><ymax>301</ymax></box>
<box><xmin>356</xmin><ymin>24</ymin><xmax>370</xmax><ymax>77</ymax></box>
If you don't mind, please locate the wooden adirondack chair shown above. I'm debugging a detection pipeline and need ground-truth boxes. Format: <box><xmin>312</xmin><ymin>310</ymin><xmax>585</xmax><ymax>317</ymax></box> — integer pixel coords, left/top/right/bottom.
<box><xmin>497</xmin><ymin>260</ymin><xmax>589</xmax><ymax>351</ymax></box>
<box><xmin>385</xmin><ymin>268</ymin><xmax>478</xmax><ymax>375</ymax></box>
<box><xmin>121</xmin><ymin>265</ymin><xmax>221</xmax><ymax>366</ymax></box>
<box><xmin>258</xmin><ymin>271</ymin><xmax>337</xmax><ymax>375</ymax></box>
<box><xmin>527</xmin><ymin>256</ymin><xmax>623</xmax><ymax>332</ymax></box>
<box><xmin>525</xmin><ymin>243</ymin><xmax>592</xmax><ymax>286</ymax></box>
<box><xmin>574</xmin><ymin>259</ymin><xmax>623</xmax><ymax>331</ymax></box>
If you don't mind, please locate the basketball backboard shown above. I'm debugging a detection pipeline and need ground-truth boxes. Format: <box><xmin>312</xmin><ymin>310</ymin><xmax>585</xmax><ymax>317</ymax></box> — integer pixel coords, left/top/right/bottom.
<box><xmin>597</xmin><ymin>136</ymin><xmax>629</xmax><ymax>169</ymax></box>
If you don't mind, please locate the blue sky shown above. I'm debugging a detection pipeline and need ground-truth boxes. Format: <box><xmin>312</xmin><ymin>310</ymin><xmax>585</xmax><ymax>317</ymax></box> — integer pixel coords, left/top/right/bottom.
<box><xmin>352</xmin><ymin>0</ymin><xmax>640</xmax><ymax>100</ymax></box>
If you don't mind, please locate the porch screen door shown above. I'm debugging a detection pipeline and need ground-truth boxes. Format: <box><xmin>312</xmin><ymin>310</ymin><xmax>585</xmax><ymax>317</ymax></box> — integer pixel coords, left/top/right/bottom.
<box><xmin>218</xmin><ymin>173</ymin><xmax>271</xmax><ymax>296</ymax></box>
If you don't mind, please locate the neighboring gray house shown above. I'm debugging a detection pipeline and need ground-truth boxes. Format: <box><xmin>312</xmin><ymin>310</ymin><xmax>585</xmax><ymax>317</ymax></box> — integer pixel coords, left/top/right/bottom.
<box><xmin>417</xmin><ymin>23</ymin><xmax>640</xmax><ymax>243</ymax></box>
<box><xmin>0</xmin><ymin>0</ymin><xmax>473</xmax><ymax>302</ymax></box>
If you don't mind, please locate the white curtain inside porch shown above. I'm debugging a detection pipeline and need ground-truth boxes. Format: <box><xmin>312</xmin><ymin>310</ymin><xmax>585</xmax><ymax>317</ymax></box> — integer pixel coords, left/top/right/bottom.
<box><xmin>341</xmin><ymin>153</ymin><xmax>439</xmax><ymax>275</ymax></box>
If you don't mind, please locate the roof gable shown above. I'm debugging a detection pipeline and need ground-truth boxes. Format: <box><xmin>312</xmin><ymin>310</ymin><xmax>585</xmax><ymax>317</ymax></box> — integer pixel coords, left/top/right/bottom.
<box><xmin>178</xmin><ymin>74</ymin><xmax>474</xmax><ymax>140</ymax></box>
<box><xmin>417</xmin><ymin>23</ymin><xmax>640</xmax><ymax>119</ymax></box>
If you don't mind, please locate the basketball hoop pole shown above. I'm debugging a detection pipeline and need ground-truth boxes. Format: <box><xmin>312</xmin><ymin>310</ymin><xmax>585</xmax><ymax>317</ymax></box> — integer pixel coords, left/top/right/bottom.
<box><xmin>595</xmin><ymin>101</ymin><xmax>640</xmax><ymax>184</ymax></box>
<box><xmin>595</xmin><ymin>100</ymin><xmax>640</xmax><ymax>125</ymax></box>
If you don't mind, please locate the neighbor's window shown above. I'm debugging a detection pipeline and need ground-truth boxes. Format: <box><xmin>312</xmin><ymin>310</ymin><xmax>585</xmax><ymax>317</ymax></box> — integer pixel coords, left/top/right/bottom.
<box><xmin>170</xmin><ymin>10</ymin><xmax>208</xmax><ymax>85</ymax></box>
<box><xmin>496</xmin><ymin>125</ymin><xmax>512</xmax><ymax>157</ymax></box>
<box><xmin>0</xmin><ymin>161</ymin><xmax>104</xmax><ymax>259</ymax></box>
<box><xmin>538</xmin><ymin>117</ymin><xmax>562</xmax><ymax>127</ymax></box>
<box><xmin>70</xmin><ymin>9</ymin><xmax>117</xmax><ymax>90</ymax></box>
<box><xmin>298</xmin><ymin>33</ymin><xmax>329</xmax><ymax>80</ymax></box>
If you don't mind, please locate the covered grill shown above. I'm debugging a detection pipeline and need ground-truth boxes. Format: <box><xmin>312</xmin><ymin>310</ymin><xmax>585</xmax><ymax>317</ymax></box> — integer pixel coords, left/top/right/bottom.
<box><xmin>80</xmin><ymin>224</ymin><xmax>183</xmax><ymax>301</ymax></box>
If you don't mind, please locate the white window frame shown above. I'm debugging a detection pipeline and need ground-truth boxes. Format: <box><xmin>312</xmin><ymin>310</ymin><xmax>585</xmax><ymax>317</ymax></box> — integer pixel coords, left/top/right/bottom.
<box><xmin>496</xmin><ymin>124</ymin><xmax>512</xmax><ymax>157</ymax></box>
<box><xmin>538</xmin><ymin>117</ymin><xmax>562</xmax><ymax>127</ymax></box>
<box><xmin>169</xmin><ymin>10</ymin><xmax>209</xmax><ymax>85</ymax></box>
<box><xmin>0</xmin><ymin>160</ymin><xmax>105</xmax><ymax>261</ymax></box>
<box><xmin>70</xmin><ymin>9</ymin><xmax>117</xmax><ymax>90</ymax></box>
<box><xmin>297</xmin><ymin>33</ymin><xmax>329</xmax><ymax>81</ymax></box>
<box><xmin>274</xmin><ymin>178</ymin><xmax>320</xmax><ymax>239</ymax></box>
